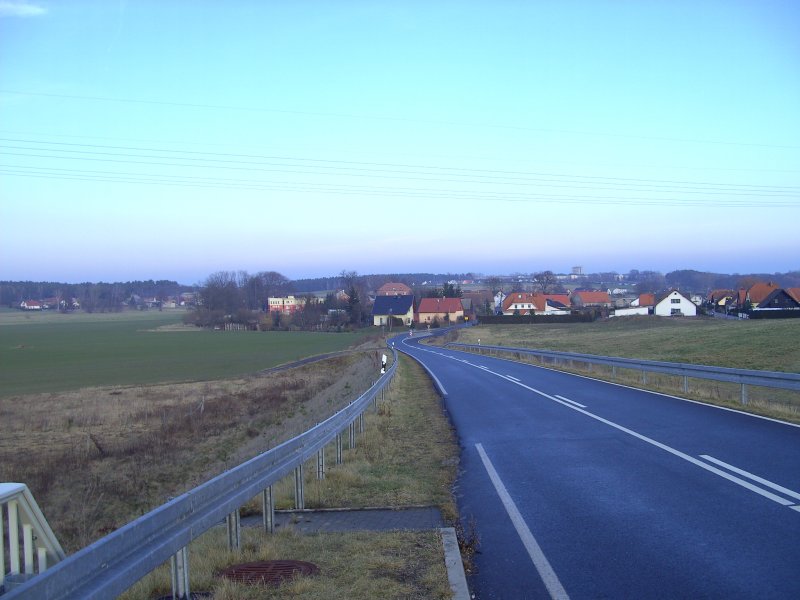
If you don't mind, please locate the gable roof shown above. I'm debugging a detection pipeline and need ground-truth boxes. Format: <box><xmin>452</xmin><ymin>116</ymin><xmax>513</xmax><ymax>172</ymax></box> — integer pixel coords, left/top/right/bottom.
<box><xmin>372</xmin><ymin>294</ymin><xmax>414</xmax><ymax>316</ymax></box>
<box><xmin>377</xmin><ymin>282</ymin><xmax>412</xmax><ymax>296</ymax></box>
<box><xmin>655</xmin><ymin>289</ymin><xmax>693</xmax><ymax>305</ymax></box>
<box><xmin>637</xmin><ymin>293</ymin><xmax>656</xmax><ymax>307</ymax></box>
<box><xmin>502</xmin><ymin>292</ymin><xmax>544</xmax><ymax>313</ymax></box>
<box><xmin>417</xmin><ymin>297</ymin><xmax>464</xmax><ymax>314</ymax></box>
<box><xmin>757</xmin><ymin>288</ymin><xmax>800</xmax><ymax>309</ymax></box>
<box><xmin>787</xmin><ymin>288</ymin><xmax>800</xmax><ymax>303</ymax></box>
<box><xmin>572</xmin><ymin>290</ymin><xmax>611</xmax><ymax>305</ymax></box>
<box><xmin>747</xmin><ymin>281</ymin><xmax>780</xmax><ymax>304</ymax></box>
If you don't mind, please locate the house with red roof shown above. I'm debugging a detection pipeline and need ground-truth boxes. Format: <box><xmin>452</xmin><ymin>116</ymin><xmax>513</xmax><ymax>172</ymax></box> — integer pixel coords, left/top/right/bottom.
<box><xmin>571</xmin><ymin>290</ymin><xmax>611</xmax><ymax>308</ymax></box>
<box><xmin>502</xmin><ymin>292</ymin><xmax>571</xmax><ymax>315</ymax></box>
<box><xmin>376</xmin><ymin>282</ymin><xmax>412</xmax><ymax>296</ymax></box>
<box><xmin>416</xmin><ymin>297</ymin><xmax>464</xmax><ymax>324</ymax></box>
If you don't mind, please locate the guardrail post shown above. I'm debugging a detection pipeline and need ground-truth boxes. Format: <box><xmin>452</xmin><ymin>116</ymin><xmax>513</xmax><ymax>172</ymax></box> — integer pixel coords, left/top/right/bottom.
<box><xmin>612</xmin><ymin>365</ymin><xmax>616</xmax><ymax>379</ymax></box>
<box><xmin>683</xmin><ymin>375</ymin><xmax>689</xmax><ymax>394</ymax></box>
<box><xmin>262</xmin><ymin>486</ymin><xmax>274</xmax><ymax>533</ymax></box>
<box><xmin>226</xmin><ymin>510</ymin><xmax>240</xmax><ymax>551</ymax></box>
<box><xmin>359</xmin><ymin>412</ymin><xmax>364</xmax><ymax>433</ymax></box>
<box><xmin>170</xmin><ymin>546</ymin><xmax>190</xmax><ymax>600</ymax></box>
<box><xmin>336</xmin><ymin>433</ymin><xmax>343</xmax><ymax>464</ymax></box>
<box><xmin>349</xmin><ymin>421</ymin><xmax>356</xmax><ymax>449</ymax></box>
<box><xmin>642</xmin><ymin>370</ymin><xmax>648</xmax><ymax>385</ymax></box>
<box><xmin>294</xmin><ymin>464</ymin><xmax>305</xmax><ymax>509</ymax></box>
<box><xmin>317</xmin><ymin>448</ymin><xmax>325</xmax><ymax>480</ymax></box>
<box><xmin>741</xmin><ymin>384</ymin><xmax>748</xmax><ymax>405</ymax></box>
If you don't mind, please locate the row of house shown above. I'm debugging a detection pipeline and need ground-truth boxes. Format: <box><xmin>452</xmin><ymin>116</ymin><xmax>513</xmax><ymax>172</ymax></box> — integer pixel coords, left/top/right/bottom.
<box><xmin>707</xmin><ymin>282</ymin><xmax>800</xmax><ymax>314</ymax></box>
<box><xmin>371</xmin><ymin>295</ymin><xmax>468</xmax><ymax>327</ymax></box>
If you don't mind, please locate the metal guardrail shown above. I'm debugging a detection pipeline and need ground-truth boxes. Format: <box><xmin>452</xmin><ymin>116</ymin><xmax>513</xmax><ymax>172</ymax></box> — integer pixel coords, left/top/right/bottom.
<box><xmin>4</xmin><ymin>349</ymin><xmax>397</xmax><ymax>600</ymax></box>
<box><xmin>449</xmin><ymin>343</ymin><xmax>800</xmax><ymax>403</ymax></box>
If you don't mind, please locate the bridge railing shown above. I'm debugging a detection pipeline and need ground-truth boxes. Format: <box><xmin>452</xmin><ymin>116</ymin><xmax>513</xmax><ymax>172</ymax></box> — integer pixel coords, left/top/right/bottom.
<box><xmin>3</xmin><ymin>349</ymin><xmax>397</xmax><ymax>600</ymax></box>
<box><xmin>1</xmin><ymin>484</ymin><xmax>66</xmax><ymax>593</ymax></box>
<box><xmin>448</xmin><ymin>343</ymin><xmax>800</xmax><ymax>404</ymax></box>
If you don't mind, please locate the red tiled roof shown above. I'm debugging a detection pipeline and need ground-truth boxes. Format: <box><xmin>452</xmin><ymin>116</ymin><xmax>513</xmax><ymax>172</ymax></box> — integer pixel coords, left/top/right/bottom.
<box><xmin>573</xmin><ymin>290</ymin><xmax>611</xmax><ymax>305</ymax></box>
<box><xmin>377</xmin><ymin>282</ymin><xmax>412</xmax><ymax>296</ymax></box>
<box><xmin>502</xmin><ymin>292</ymin><xmax>543</xmax><ymax>313</ymax></box>
<box><xmin>417</xmin><ymin>297</ymin><xmax>464</xmax><ymax>314</ymax></box>
<box><xmin>747</xmin><ymin>282</ymin><xmax>780</xmax><ymax>304</ymax></box>
<box><xmin>787</xmin><ymin>288</ymin><xmax>800</xmax><ymax>303</ymax></box>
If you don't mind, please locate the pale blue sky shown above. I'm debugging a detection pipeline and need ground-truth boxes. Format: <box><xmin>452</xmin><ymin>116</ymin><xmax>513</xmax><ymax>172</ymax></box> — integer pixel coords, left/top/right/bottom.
<box><xmin>1</xmin><ymin>1</ymin><xmax>798</xmax><ymax>284</ymax></box>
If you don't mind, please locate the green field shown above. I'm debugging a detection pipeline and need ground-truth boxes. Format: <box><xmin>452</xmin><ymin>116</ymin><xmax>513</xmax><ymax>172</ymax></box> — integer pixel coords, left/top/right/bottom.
<box><xmin>0</xmin><ymin>309</ymin><xmax>375</xmax><ymax>397</ymax></box>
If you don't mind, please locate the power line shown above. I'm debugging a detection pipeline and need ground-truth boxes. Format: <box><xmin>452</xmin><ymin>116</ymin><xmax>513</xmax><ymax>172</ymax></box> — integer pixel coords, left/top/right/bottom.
<box><xmin>2</xmin><ymin>89</ymin><xmax>798</xmax><ymax>150</ymax></box>
<box><xmin>1</xmin><ymin>139</ymin><xmax>796</xmax><ymax>195</ymax></box>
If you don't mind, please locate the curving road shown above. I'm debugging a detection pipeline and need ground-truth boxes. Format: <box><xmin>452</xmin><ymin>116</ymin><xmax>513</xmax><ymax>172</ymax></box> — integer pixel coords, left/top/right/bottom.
<box><xmin>394</xmin><ymin>331</ymin><xmax>800</xmax><ymax>599</ymax></box>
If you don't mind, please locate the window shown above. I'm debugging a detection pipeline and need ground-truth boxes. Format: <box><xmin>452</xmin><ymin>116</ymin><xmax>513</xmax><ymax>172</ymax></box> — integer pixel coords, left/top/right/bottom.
<box><xmin>671</xmin><ymin>298</ymin><xmax>681</xmax><ymax>304</ymax></box>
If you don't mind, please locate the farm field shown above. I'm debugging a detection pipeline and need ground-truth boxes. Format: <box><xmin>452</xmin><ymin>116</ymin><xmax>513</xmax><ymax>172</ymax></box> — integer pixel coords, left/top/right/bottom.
<box><xmin>456</xmin><ymin>316</ymin><xmax>800</xmax><ymax>373</ymax></box>
<box><xmin>0</xmin><ymin>309</ymin><xmax>377</xmax><ymax>397</ymax></box>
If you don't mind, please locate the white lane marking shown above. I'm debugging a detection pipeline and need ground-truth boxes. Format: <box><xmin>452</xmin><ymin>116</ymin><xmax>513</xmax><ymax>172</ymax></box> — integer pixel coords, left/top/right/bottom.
<box><xmin>451</xmin><ymin>357</ymin><xmax>797</xmax><ymax>510</ymax></box>
<box><xmin>700</xmin><ymin>455</ymin><xmax>800</xmax><ymax>503</ymax></box>
<box><xmin>405</xmin><ymin>342</ymin><xmax>799</xmax><ymax>511</ymax></box>
<box><xmin>554</xmin><ymin>395</ymin><xmax>587</xmax><ymax>409</ymax></box>
<box><xmin>476</xmin><ymin>443</ymin><xmax>570</xmax><ymax>600</ymax></box>
<box><xmin>506</xmin><ymin>375</ymin><xmax>521</xmax><ymax>382</ymax></box>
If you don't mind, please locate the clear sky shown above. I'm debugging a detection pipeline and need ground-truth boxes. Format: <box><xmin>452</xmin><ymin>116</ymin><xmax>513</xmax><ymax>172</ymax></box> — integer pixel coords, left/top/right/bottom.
<box><xmin>1</xmin><ymin>1</ymin><xmax>798</xmax><ymax>284</ymax></box>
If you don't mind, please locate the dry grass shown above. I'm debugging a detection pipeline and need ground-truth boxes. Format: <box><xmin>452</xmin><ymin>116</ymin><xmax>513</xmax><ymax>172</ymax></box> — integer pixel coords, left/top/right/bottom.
<box><xmin>121</xmin><ymin>526</ymin><xmax>452</xmax><ymax>600</ymax></box>
<box><xmin>0</xmin><ymin>352</ymin><xmax>384</xmax><ymax>552</ymax></box>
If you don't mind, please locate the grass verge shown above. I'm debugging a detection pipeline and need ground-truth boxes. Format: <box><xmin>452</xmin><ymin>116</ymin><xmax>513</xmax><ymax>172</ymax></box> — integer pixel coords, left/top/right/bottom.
<box><xmin>117</xmin><ymin>354</ymin><xmax>458</xmax><ymax>599</ymax></box>
<box><xmin>451</xmin><ymin>318</ymin><xmax>800</xmax><ymax>422</ymax></box>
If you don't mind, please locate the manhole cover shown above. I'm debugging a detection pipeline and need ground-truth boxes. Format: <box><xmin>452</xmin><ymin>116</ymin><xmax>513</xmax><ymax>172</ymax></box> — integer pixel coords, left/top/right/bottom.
<box><xmin>219</xmin><ymin>560</ymin><xmax>320</xmax><ymax>587</ymax></box>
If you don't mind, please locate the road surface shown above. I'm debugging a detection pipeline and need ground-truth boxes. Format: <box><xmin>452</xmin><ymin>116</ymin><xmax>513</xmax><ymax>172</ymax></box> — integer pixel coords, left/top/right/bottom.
<box><xmin>395</xmin><ymin>332</ymin><xmax>800</xmax><ymax>599</ymax></box>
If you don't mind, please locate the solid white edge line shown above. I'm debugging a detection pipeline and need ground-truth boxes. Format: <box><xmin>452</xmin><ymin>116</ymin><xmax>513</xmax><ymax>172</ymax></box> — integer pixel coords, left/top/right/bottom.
<box><xmin>476</xmin><ymin>443</ymin><xmax>570</xmax><ymax>600</ymax></box>
<box><xmin>700</xmin><ymin>455</ymin><xmax>800</xmax><ymax>502</ymax></box>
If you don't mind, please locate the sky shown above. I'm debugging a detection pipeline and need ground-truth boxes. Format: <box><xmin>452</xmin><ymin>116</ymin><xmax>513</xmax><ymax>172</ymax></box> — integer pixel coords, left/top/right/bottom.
<box><xmin>1</xmin><ymin>1</ymin><xmax>798</xmax><ymax>285</ymax></box>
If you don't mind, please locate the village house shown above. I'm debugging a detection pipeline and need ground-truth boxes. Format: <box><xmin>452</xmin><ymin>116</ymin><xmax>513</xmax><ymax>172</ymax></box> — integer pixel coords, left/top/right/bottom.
<box><xmin>267</xmin><ymin>296</ymin><xmax>300</xmax><ymax>315</ymax></box>
<box><xmin>654</xmin><ymin>290</ymin><xmax>697</xmax><ymax>317</ymax></box>
<box><xmin>502</xmin><ymin>292</ymin><xmax>571</xmax><ymax>316</ymax></box>
<box><xmin>570</xmin><ymin>290</ymin><xmax>612</xmax><ymax>309</ymax></box>
<box><xmin>416</xmin><ymin>297</ymin><xmax>464</xmax><ymax>324</ymax></box>
<box><xmin>372</xmin><ymin>294</ymin><xmax>415</xmax><ymax>327</ymax></box>
<box><xmin>752</xmin><ymin>288</ymin><xmax>800</xmax><ymax>312</ymax></box>
<box><xmin>376</xmin><ymin>282</ymin><xmax>412</xmax><ymax>296</ymax></box>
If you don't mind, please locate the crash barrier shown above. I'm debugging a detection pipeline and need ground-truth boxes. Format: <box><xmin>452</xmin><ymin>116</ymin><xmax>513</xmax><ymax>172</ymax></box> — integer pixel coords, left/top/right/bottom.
<box><xmin>3</xmin><ymin>349</ymin><xmax>397</xmax><ymax>599</ymax></box>
<box><xmin>449</xmin><ymin>343</ymin><xmax>800</xmax><ymax>405</ymax></box>
<box><xmin>0</xmin><ymin>484</ymin><xmax>66</xmax><ymax>594</ymax></box>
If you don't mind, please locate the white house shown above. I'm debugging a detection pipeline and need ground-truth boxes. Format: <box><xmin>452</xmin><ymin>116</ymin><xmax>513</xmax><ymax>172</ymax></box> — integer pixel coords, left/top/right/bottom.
<box><xmin>654</xmin><ymin>290</ymin><xmax>697</xmax><ymax>317</ymax></box>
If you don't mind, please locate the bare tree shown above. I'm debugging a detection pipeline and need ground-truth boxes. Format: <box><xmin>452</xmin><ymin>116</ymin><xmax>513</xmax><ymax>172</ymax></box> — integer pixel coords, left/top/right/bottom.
<box><xmin>532</xmin><ymin>271</ymin><xmax>558</xmax><ymax>294</ymax></box>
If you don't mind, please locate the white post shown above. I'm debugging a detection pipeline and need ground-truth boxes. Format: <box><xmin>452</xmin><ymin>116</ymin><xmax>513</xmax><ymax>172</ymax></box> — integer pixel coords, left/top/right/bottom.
<box><xmin>23</xmin><ymin>523</ymin><xmax>34</xmax><ymax>574</ymax></box>
<box><xmin>37</xmin><ymin>547</ymin><xmax>48</xmax><ymax>573</ymax></box>
<box><xmin>9</xmin><ymin>499</ymin><xmax>20</xmax><ymax>574</ymax></box>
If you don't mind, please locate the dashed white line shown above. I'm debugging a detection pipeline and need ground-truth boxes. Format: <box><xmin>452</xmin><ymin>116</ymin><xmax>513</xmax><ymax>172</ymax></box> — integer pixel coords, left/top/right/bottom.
<box><xmin>554</xmin><ymin>394</ymin><xmax>587</xmax><ymax>408</ymax></box>
<box><xmin>404</xmin><ymin>342</ymin><xmax>798</xmax><ymax>512</ymax></box>
<box><xmin>700</xmin><ymin>455</ymin><xmax>800</xmax><ymax>503</ymax></box>
<box><xmin>476</xmin><ymin>443</ymin><xmax>570</xmax><ymax>600</ymax></box>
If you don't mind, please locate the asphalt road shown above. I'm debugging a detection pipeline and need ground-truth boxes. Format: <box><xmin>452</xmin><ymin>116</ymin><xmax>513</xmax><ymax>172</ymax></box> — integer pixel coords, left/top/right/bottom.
<box><xmin>393</xmin><ymin>331</ymin><xmax>800</xmax><ymax>599</ymax></box>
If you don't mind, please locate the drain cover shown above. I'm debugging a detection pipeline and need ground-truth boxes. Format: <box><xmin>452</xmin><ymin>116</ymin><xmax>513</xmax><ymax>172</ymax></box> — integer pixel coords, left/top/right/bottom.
<box><xmin>219</xmin><ymin>560</ymin><xmax>320</xmax><ymax>586</ymax></box>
